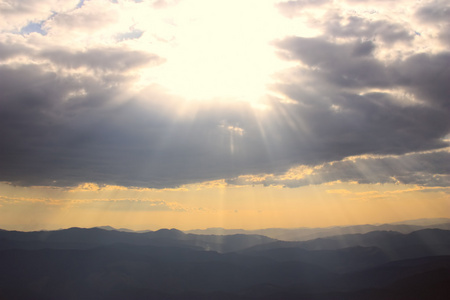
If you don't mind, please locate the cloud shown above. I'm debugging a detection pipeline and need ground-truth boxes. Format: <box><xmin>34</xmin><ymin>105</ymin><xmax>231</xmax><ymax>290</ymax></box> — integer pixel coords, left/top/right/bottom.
<box><xmin>40</xmin><ymin>47</ymin><xmax>164</xmax><ymax>72</ymax></box>
<box><xmin>415</xmin><ymin>0</ymin><xmax>450</xmax><ymax>46</ymax></box>
<box><xmin>269</xmin><ymin>33</ymin><xmax>449</xmax><ymax>183</ymax></box>
<box><xmin>325</xmin><ymin>16</ymin><xmax>415</xmax><ymax>44</ymax></box>
<box><xmin>415</xmin><ymin>0</ymin><xmax>450</xmax><ymax>23</ymax></box>
<box><xmin>276</xmin><ymin>0</ymin><xmax>331</xmax><ymax>18</ymax></box>
<box><xmin>275</xmin><ymin>37</ymin><xmax>390</xmax><ymax>88</ymax></box>
<box><xmin>0</xmin><ymin>63</ymin><xmax>265</xmax><ymax>187</ymax></box>
<box><xmin>228</xmin><ymin>150</ymin><xmax>450</xmax><ymax>188</ymax></box>
<box><xmin>0</xmin><ymin>0</ymin><xmax>78</xmax><ymax>31</ymax></box>
<box><xmin>312</xmin><ymin>150</ymin><xmax>450</xmax><ymax>187</ymax></box>
<box><xmin>68</xmin><ymin>183</ymin><xmax>130</xmax><ymax>192</ymax></box>
<box><xmin>0</xmin><ymin>193</ymin><xmax>187</xmax><ymax>211</ymax></box>
<box><xmin>46</xmin><ymin>1</ymin><xmax>119</xmax><ymax>32</ymax></box>
<box><xmin>0</xmin><ymin>0</ymin><xmax>448</xmax><ymax>190</ymax></box>
<box><xmin>0</xmin><ymin>195</ymin><xmax>63</xmax><ymax>206</ymax></box>
<box><xmin>0</xmin><ymin>44</ymin><xmax>448</xmax><ymax>188</ymax></box>
<box><xmin>275</xmin><ymin>35</ymin><xmax>450</xmax><ymax>109</ymax></box>
<box><xmin>73</xmin><ymin>198</ymin><xmax>187</xmax><ymax>212</ymax></box>
<box><xmin>151</xmin><ymin>0</ymin><xmax>181</xmax><ymax>9</ymax></box>
<box><xmin>393</xmin><ymin>52</ymin><xmax>450</xmax><ymax>109</ymax></box>
<box><xmin>0</xmin><ymin>41</ymin><xmax>31</xmax><ymax>60</ymax></box>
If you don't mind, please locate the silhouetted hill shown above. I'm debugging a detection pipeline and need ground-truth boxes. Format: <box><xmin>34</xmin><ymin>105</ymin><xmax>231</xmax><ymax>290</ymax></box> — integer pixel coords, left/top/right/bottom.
<box><xmin>2</xmin><ymin>227</ymin><xmax>450</xmax><ymax>299</ymax></box>
<box><xmin>0</xmin><ymin>227</ymin><xmax>276</xmax><ymax>253</ymax></box>
<box><xmin>232</xmin><ymin>256</ymin><xmax>450</xmax><ymax>300</ymax></box>
<box><xmin>244</xmin><ymin>229</ymin><xmax>450</xmax><ymax>260</ymax></box>
<box><xmin>341</xmin><ymin>255</ymin><xmax>450</xmax><ymax>290</ymax></box>
<box><xmin>243</xmin><ymin>246</ymin><xmax>390</xmax><ymax>273</ymax></box>
<box><xmin>0</xmin><ymin>244</ymin><xmax>336</xmax><ymax>300</ymax></box>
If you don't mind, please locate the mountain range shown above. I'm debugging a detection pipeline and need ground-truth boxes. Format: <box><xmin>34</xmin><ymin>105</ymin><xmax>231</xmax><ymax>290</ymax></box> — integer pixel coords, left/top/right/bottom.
<box><xmin>1</xmin><ymin>222</ymin><xmax>450</xmax><ymax>299</ymax></box>
<box><xmin>185</xmin><ymin>218</ymin><xmax>450</xmax><ymax>241</ymax></box>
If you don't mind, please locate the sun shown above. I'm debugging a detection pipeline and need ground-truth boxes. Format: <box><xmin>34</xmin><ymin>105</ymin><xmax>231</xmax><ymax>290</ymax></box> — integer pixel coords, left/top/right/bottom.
<box><xmin>137</xmin><ymin>0</ymin><xmax>292</xmax><ymax>104</ymax></box>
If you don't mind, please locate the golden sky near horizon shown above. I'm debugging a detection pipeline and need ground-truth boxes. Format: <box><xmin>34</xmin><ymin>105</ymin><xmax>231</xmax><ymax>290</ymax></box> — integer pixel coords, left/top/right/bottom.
<box><xmin>1</xmin><ymin>180</ymin><xmax>449</xmax><ymax>231</ymax></box>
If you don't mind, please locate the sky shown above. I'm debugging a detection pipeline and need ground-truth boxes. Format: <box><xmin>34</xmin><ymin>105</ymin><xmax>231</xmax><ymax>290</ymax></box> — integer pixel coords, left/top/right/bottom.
<box><xmin>0</xmin><ymin>0</ymin><xmax>449</xmax><ymax>231</ymax></box>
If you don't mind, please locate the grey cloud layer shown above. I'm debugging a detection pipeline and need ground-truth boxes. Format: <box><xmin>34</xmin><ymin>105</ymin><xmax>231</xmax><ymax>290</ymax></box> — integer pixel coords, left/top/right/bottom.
<box><xmin>227</xmin><ymin>151</ymin><xmax>450</xmax><ymax>188</ymax></box>
<box><xmin>415</xmin><ymin>0</ymin><xmax>450</xmax><ymax>46</ymax></box>
<box><xmin>275</xmin><ymin>37</ymin><xmax>450</xmax><ymax>108</ymax></box>
<box><xmin>40</xmin><ymin>48</ymin><xmax>164</xmax><ymax>71</ymax></box>
<box><xmin>0</xmin><ymin>0</ymin><xmax>449</xmax><ymax>188</ymax></box>
<box><xmin>0</xmin><ymin>40</ymin><xmax>162</xmax><ymax>72</ymax></box>
<box><xmin>0</xmin><ymin>64</ymin><xmax>271</xmax><ymax>187</ymax></box>
<box><xmin>324</xmin><ymin>16</ymin><xmax>415</xmax><ymax>44</ymax></box>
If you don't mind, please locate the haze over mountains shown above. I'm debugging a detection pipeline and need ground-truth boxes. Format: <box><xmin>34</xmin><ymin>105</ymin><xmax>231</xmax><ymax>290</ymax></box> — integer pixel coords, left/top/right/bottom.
<box><xmin>1</xmin><ymin>219</ymin><xmax>450</xmax><ymax>299</ymax></box>
<box><xmin>102</xmin><ymin>218</ymin><xmax>450</xmax><ymax>241</ymax></box>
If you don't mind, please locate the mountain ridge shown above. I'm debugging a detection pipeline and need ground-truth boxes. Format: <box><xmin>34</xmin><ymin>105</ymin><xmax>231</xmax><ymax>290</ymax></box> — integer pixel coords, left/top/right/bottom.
<box><xmin>185</xmin><ymin>218</ymin><xmax>450</xmax><ymax>241</ymax></box>
<box><xmin>1</xmin><ymin>226</ymin><xmax>450</xmax><ymax>299</ymax></box>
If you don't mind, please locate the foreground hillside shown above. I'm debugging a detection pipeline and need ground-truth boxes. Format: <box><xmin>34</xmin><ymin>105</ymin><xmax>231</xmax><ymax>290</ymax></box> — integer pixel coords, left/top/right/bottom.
<box><xmin>1</xmin><ymin>227</ymin><xmax>450</xmax><ymax>299</ymax></box>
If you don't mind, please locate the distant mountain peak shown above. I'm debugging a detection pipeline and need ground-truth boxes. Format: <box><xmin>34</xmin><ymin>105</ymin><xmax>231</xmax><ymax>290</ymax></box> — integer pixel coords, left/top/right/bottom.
<box><xmin>153</xmin><ymin>228</ymin><xmax>186</xmax><ymax>238</ymax></box>
<box><xmin>95</xmin><ymin>226</ymin><xmax>117</xmax><ymax>231</ymax></box>
<box><xmin>390</xmin><ymin>218</ymin><xmax>450</xmax><ymax>226</ymax></box>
